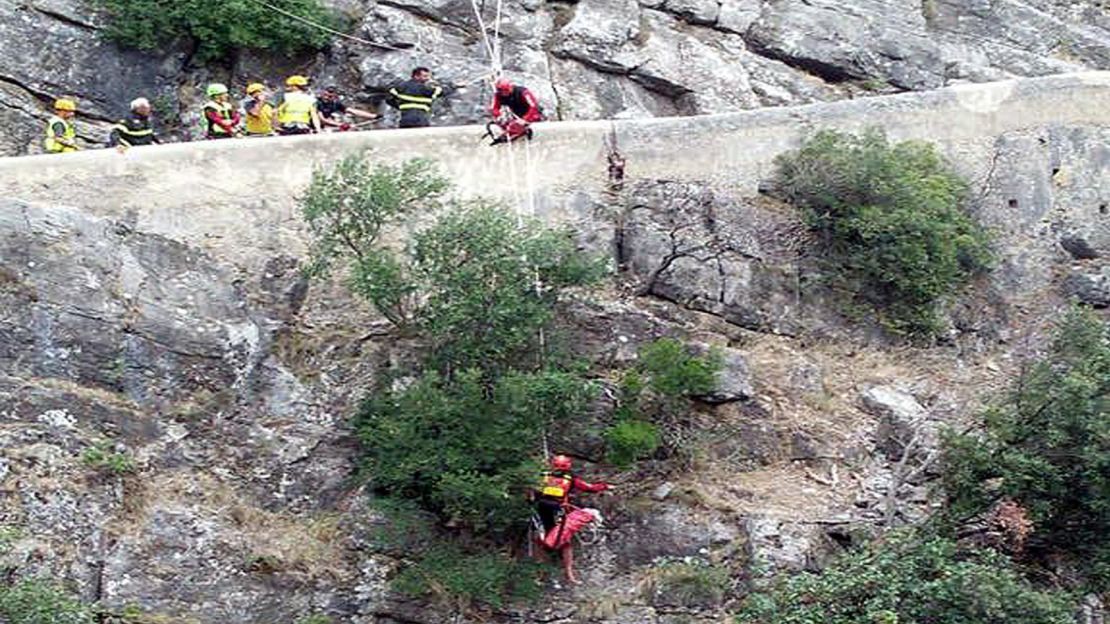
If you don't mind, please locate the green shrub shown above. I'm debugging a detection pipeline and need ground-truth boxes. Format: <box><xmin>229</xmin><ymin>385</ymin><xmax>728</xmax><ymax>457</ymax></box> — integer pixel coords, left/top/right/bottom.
<box><xmin>94</xmin><ymin>0</ymin><xmax>338</xmax><ymax>62</ymax></box>
<box><xmin>605</xmin><ymin>338</ymin><xmax>720</xmax><ymax>467</ymax></box>
<box><xmin>943</xmin><ymin>307</ymin><xmax>1110</xmax><ymax>589</ymax></box>
<box><xmin>637</xmin><ymin>338</ymin><xmax>720</xmax><ymax>399</ymax></box>
<box><xmin>81</xmin><ymin>442</ymin><xmax>135</xmax><ymax>474</ymax></box>
<box><xmin>0</xmin><ymin>579</ymin><xmax>95</xmax><ymax>624</ymax></box>
<box><xmin>358</xmin><ymin>369</ymin><xmax>595</xmax><ymax>534</ymax></box>
<box><xmin>772</xmin><ymin>129</ymin><xmax>992</xmax><ymax>337</ymax></box>
<box><xmin>736</xmin><ymin>532</ymin><xmax>1074</xmax><ymax>624</ymax></box>
<box><xmin>393</xmin><ymin>542</ymin><xmax>543</xmax><ymax>610</ymax></box>
<box><xmin>604</xmin><ymin>419</ymin><xmax>660</xmax><ymax>468</ymax></box>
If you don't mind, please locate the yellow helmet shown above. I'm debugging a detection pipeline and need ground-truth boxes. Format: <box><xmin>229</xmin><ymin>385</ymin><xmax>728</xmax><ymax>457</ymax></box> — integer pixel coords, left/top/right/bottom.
<box><xmin>53</xmin><ymin>98</ymin><xmax>77</xmax><ymax>112</ymax></box>
<box><xmin>246</xmin><ymin>82</ymin><xmax>266</xmax><ymax>95</ymax></box>
<box><xmin>285</xmin><ymin>75</ymin><xmax>309</xmax><ymax>87</ymax></box>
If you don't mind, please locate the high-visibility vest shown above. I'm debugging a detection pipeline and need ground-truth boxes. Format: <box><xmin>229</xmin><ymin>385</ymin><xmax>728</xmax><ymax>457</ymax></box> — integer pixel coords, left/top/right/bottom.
<box><xmin>44</xmin><ymin>115</ymin><xmax>77</xmax><ymax>153</ymax></box>
<box><xmin>203</xmin><ymin>100</ymin><xmax>235</xmax><ymax>136</ymax></box>
<box><xmin>277</xmin><ymin>91</ymin><xmax>315</xmax><ymax>125</ymax></box>
<box><xmin>538</xmin><ymin>471</ymin><xmax>573</xmax><ymax>503</ymax></box>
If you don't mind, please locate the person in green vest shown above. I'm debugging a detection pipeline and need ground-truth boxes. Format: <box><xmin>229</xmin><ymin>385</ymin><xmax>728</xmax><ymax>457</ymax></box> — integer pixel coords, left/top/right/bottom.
<box><xmin>43</xmin><ymin>98</ymin><xmax>79</xmax><ymax>153</ymax></box>
<box><xmin>203</xmin><ymin>83</ymin><xmax>241</xmax><ymax>139</ymax></box>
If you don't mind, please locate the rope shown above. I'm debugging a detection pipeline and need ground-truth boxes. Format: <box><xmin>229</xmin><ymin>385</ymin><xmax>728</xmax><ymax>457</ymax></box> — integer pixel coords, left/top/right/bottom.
<box><xmin>244</xmin><ymin>0</ymin><xmax>407</xmax><ymax>50</ymax></box>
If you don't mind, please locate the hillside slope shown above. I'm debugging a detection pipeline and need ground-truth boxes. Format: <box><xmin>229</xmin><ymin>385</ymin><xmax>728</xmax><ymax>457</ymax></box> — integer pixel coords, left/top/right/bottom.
<box><xmin>0</xmin><ymin>75</ymin><xmax>1107</xmax><ymax>622</ymax></box>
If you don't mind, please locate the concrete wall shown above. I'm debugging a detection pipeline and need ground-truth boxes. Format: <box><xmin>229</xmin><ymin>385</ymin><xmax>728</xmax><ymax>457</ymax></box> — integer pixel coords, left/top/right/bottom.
<box><xmin>2</xmin><ymin>72</ymin><xmax>1109</xmax><ymax>271</ymax></box>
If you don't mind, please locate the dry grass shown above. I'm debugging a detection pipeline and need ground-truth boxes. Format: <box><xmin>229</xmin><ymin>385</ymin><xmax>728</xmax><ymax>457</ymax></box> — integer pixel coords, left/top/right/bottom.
<box><xmin>115</xmin><ymin>472</ymin><xmax>349</xmax><ymax>583</ymax></box>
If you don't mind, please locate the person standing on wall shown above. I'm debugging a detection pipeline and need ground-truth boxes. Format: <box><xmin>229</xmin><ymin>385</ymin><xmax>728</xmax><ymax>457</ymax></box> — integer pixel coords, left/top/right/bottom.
<box><xmin>387</xmin><ymin>67</ymin><xmax>442</xmax><ymax>128</ymax></box>
<box><xmin>109</xmin><ymin>97</ymin><xmax>159</xmax><ymax>152</ymax></box>
<box><xmin>44</xmin><ymin>98</ymin><xmax>80</xmax><ymax>153</ymax></box>
<box><xmin>240</xmin><ymin>83</ymin><xmax>275</xmax><ymax>137</ymax></box>
<box><xmin>276</xmin><ymin>75</ymin><xmax>322</xmax><ymax>136</ymax></box>
<box><xmin>203</xmin><ymin>83</ymin><xmax>241</xmax><ymax>139</ymax></box>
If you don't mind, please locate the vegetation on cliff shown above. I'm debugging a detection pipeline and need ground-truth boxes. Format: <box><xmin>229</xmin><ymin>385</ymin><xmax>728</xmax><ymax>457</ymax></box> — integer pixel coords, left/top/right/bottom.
<box><xmin>773</xmin><ymin>129</ymin><xmax>992</xmax><ymax>337</ymax></box>
<box><xmin>95</xmin><ymin>0</ymin><xmax>337</xmax><ymax>61</ymax></box>
<box><xmin>302</xmin><ymin>154</ymin><xmax>718</xmax><ymax>608</ymax></box>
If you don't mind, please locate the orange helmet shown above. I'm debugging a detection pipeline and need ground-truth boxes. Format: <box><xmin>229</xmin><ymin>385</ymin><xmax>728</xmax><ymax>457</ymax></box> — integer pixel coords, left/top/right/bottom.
<box><xmin>495</xmin><ymin>78</ymin><xmax>513</xmax><ymax>95</ymax></box>
<box><xmin>550</xmin><ymin>454</ymin><xmax>572</xmax><ymax>471</ymax></box>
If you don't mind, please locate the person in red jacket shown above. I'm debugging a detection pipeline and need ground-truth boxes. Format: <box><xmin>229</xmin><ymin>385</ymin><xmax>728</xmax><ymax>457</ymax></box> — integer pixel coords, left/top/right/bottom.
<box><xmin>488</xmin><ymin>78</ymin><xmax>543</xmax><ymax>144</ymax></box>
<box><xmin>532</xmin><ymin>454</ymin><xmax>608</xmax><ymax>584</ymax></box>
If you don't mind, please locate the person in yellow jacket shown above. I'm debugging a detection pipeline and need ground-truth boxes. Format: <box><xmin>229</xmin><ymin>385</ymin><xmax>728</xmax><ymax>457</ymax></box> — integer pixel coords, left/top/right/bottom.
<box><xmin>275</xmin><ymin>75</ymin><xmax>321</xmax><ymax>136</ymax></box>
<box><xmin>240</xmin><ymin>82</ymin><xmax>274</xmax><ymax>137</ymax></box>
<box><xmin>44</xmin><ymin>99</ymin><xmax>79</xmax><ymax>153</ymax></box>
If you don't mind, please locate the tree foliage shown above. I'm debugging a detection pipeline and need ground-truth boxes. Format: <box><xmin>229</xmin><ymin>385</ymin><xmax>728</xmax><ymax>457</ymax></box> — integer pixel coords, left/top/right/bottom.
<box><xmin>94</xmin><ymin>0</ymin><xmax>338</xmax><ymax>62</ymax></box>
<box><xmin>943</xmin><ymin>307</ymin><xmax>1110</xmax><ymax>589</ymax></box>
<box><xmin>737</xmin><ymin>532</ymin><xmax>1075</xmax><ymax>624</ymax></box>
<box><xmin>358</xmin><ymin>369</ymin><xmax>596</xmax><ymax>534</ymax></box>
<box><xmin>302</xmin><ymin>155</ymin><xmax>608</xmax><ymax>609</ymax></box>
<box><xmin>302</xmin><ymin>155</ymin><xmax>606</xmax><ymax>376</ymax></box>
<box><xmin>773</xmin><ymin>130</ymin><xmax>992</xmax><ymax>337</ymax></box>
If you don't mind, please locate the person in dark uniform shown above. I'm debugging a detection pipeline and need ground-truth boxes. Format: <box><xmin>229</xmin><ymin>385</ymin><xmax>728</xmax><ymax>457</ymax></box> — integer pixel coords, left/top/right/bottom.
<box><xmin>387</xmin><ymin>67</ymin><xmax>443</xmax><ymax>128</ymax></box>
<box><xmin>317</xmin><ymin>86</ymin><xmax>380</xmax><ymax>130</ymax></box>
<box><xmin>109</xmin><ymin>97</ymin><xmax>159</xmax><ymax>152</ymax></box>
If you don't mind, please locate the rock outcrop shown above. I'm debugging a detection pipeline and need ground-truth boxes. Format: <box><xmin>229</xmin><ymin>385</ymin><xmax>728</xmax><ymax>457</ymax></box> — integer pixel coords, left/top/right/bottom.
<box><xmin>1</xmin><ymin>0</ymin><xmax>1108</xmax><ymax>155</ymax></box>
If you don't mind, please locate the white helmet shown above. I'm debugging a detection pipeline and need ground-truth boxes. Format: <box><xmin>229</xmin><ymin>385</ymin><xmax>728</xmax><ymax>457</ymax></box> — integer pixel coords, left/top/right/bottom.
<box><xmin>130</xmin><ymin>97</ymin><xmax>151</xmax><ymax>111</ymax></box>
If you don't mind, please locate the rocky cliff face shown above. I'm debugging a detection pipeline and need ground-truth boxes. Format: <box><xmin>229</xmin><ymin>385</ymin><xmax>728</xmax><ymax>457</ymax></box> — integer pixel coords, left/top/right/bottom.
<box><xmin>1</xmin><ymin>0</ymin><xmax>1108</xmax><ymax>155</ymax></box>
<box><xmin>1</xmin><ymin>92</ymin><xmax>1107</xmax><ymax>620</ymax></box>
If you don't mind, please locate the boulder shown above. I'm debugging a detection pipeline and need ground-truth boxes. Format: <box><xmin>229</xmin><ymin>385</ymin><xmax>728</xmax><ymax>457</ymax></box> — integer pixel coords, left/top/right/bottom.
<box><xmin>1066</xmin><ymin>265</ymin><xmax>1110</xmax><ymax>308</ymax></box>
<box><xmin>860</xmin><ymin>385</ymin><xmax>935</xmax><ymax>458</ymax></box>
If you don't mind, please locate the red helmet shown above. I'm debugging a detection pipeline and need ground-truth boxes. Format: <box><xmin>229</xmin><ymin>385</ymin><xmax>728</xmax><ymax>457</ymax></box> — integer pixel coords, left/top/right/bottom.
<box><xmin>495</xmin><ymin>78</ymin><xmax>513</xmax><ymax>95</ymax></box>
<box><xmin>550</xmin><ymin>454</ymin><xmax>572</xmax><ymax>471</ymax></box>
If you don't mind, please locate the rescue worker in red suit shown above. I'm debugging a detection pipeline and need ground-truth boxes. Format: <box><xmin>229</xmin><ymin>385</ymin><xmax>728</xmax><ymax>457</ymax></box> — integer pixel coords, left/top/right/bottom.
<box><xmin>532</xmin><ymin>454</ymin><xmax>608</xmax><ymax>584</ymax></box>
<box><xmin>488</xmin><ymin>78</ymin><xmax>543</xmax><ymax>144</ymax></box>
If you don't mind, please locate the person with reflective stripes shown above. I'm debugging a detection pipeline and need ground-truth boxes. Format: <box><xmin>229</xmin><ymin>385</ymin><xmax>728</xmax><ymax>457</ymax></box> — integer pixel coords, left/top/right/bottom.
<box><xmin>387</xmin><ymin>67</ymin><xmax>442</xmax><ymax>128</ymax></box>
<box><xmin>203</xmin><ymin>83</ymin><xmax>241</xmax><ymax>139</ymax></box>
<box><xmin>44</xmin><ymin>98</ymin><xmax>79</xmax><ymax>154</ymax></box>
<box><xmin>276</xmin><ymin>75</ymin><xmax>321</xmax><ymax>135</ymax></box>
<box><xmin>109</xmin><ymin>97</ymin><xmax>159</xmax><ymax>152</ymax></box>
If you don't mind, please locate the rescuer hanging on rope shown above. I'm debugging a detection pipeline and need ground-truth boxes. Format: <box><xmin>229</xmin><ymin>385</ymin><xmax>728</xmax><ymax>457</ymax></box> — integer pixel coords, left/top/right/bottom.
<box><xmin>44</xmin><ymin>99</ymin><xmax>79</xmax><ymax>153</ymax></box>
<box><xmin>531</xmin><ymin>454</ymin><xmax>609</xmax><ymax>584</ymax></box>
<box><xmin>487</xmin><ymin>77</ymin><xmax>543</xmax><ymax>145</ymax></box>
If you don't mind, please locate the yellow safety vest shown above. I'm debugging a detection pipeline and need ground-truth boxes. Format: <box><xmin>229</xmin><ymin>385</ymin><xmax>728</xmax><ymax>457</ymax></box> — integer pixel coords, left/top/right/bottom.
<box><xmin>277</xmin><ymin>91</ymin><xmax>315</xmax><ymax>125</ymax></box>
<box><xmin>44</xmin><ymin>115</ymin><xmax>77</xmax><ymax>153</ymax></box>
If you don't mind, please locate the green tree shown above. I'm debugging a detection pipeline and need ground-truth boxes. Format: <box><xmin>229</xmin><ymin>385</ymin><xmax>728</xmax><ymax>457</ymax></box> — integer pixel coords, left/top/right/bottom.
<box><xmin>302</xmin><ymin>155</ymin><xmax>606</xmax><ymax>376</ymax></box>
<box><xmin>94</xmin><ymin>0</ymin><xmax>338</xmax><ymax>62</ymax></box>
<box><xmin>737</xmin><ymin>532</ymin><xmax>1074</xmax><ymax>624</ymax></box>
<box><xmin>772</xmin><ymin>129</ymin><xmax>992</xmax><ymax>337</ymax></box>
<box><xmin>943</xmin><ymin>307</ymin><xmax>1110</xmax><ymax>589</ymax></box>
<box><xmin>301</xmin><ymin>155</ymin><xmax>608</xmax><ymax>609</ymax></box>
